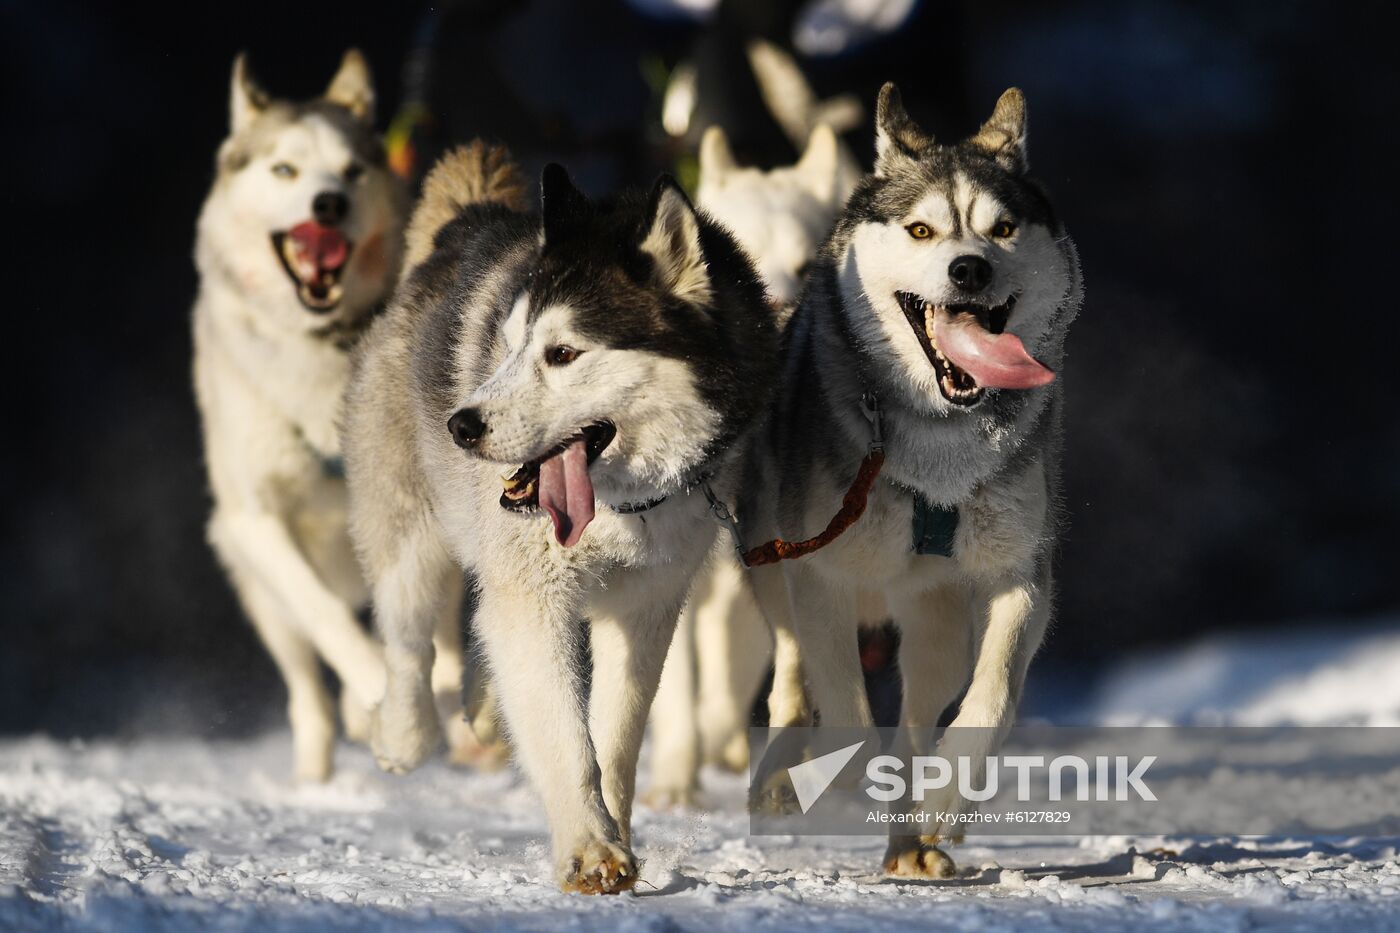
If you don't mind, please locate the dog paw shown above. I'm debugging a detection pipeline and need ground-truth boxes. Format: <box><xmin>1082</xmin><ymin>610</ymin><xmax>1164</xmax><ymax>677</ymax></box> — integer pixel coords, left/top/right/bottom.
<box><xmin>559</xmin><ymin>840</ymin><xmax>638</xmax><ymax>895</ymax></box>
<box><xmin>370</xmin><ymin>688</ymin><xmax>442</xmax><ymax>774</ymax></box>
<box><xmin>716</xmin><ymin>731</ymin><xmax>750</xmax><ymax>773</ymax></box>
<box><xmin>883</xmin><ymin>839</ymin><xmax>957</xmax><ymax>880</ymax></box>
<box><xmin>748</xmin><ymin>771</ymin><xmax>802</xmax><ymax>815</ymax></box>
<box><xmin>640</xmin><ymin>782</ymin><xmax>699</xmax><ymax>810</ymax></box>
<box><xmin>444</xmin><ymin>713</ymin><xmax>510</xmax><ymax>771</ymax></box>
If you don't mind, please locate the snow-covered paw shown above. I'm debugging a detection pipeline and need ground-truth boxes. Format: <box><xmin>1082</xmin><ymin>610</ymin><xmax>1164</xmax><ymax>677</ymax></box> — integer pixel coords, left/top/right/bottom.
<box><xmin>883</xmin><ymin>837</ymin><xmax>957</xmax><ymax>879</ymax></box>
<box><xmin>559</xmin><ymin>839</ymin><xmax>638</xmax><ymax>895</ymax></box>
<box><xmin>371</xmin><ymin>686</ymin><xmax>442</xmax><ymax>774</ymax></box>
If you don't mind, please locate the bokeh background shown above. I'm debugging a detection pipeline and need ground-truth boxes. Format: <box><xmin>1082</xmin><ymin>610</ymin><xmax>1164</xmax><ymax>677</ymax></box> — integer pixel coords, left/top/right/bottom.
<box><xmin>2</xmin><ymin>0</ymin><xmax>1395</xmax><ymax>737</ymax></box>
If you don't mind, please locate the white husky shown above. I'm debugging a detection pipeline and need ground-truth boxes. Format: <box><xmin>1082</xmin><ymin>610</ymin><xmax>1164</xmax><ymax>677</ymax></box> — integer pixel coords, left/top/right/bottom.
<box><xmin>193</xmin><ymin>51</ymin><xmax>466</xmax><ymax>781</ymax></box>
<box><xmin>645</xmin><ymin>122</ymin><xmax>850</xmax><ymax>805</ymax></box>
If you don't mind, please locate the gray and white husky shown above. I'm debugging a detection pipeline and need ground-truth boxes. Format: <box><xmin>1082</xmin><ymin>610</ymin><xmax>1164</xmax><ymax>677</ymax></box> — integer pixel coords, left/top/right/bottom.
<box><xmin>741</xmin><ymin>84</ymin><xmax>1082</xmax><ymax>878</ymax></box>
<box><xmin>193</xmin><ymin>51</ymin><xmax>407</xmax><ymax>781</ymax></box>
<box><xmin>344</xmin><ymin>145</ymin><xmax>776</xmax><ymax>892</ymax></box>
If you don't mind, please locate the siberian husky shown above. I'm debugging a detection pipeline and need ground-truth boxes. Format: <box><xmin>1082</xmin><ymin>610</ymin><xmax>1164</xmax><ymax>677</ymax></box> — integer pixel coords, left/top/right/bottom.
<box><xmin>646</xmin><ymin>121</ymin><xmax>849</xmax><ymax>805</ymax></box>
<box><xmin>193</xmin><ymin>50</ymin><xmax>411</xmax><ymax>781</ymax></box>
<box><xmin>343</xmin><ymin>144</ymin><xmax>777</xmax><ymax>892</ymax></box>
<box><xmin>741</xmin><ymin>84</ymin><xmax>1082</xmax><ymax>878</ymax></box>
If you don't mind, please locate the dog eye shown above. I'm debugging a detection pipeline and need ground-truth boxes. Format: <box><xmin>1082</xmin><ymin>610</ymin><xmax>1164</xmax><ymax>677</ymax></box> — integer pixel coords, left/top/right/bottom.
<box><xmin>545</xmin><ymin>345</ymin><xmax>582</xmax><ymax>366</ymax></box>
<box><xmin>992</xmin><ymin>220</ymin><xmax>1017</xmax><ymax>238</ymax></box>
<box><xmin>271</xmin><ymin>162</ymin><xmax>298</xmax><ymax>180</ymax></box>
<box><xmin>906</xmin><ymin>223</ymin><xmax>933</xmax><ymax>240</ymax></box>
<box><xmin>344</xmin><ymin>162</ymin><xmax>365</xmax><ymax>183</ymax></box>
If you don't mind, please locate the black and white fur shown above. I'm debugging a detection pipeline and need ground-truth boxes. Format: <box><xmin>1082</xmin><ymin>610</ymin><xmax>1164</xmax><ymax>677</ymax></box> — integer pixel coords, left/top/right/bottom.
<box><xmin>344</xmin><ymin>146</ymin><xmax>776</xmax><ymax>893</ymax></box>
<box><xmin>741</xmin><ymin>85</ymin><xmax>1082</xmax><ymax>878</ymax></box>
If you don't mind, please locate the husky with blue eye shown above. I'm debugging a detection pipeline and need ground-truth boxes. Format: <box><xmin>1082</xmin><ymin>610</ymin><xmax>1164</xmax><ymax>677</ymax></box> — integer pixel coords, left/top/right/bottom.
<box><xmin>740</xmin><ymin>84</ymin><xmax>1082</xmax><ymax>878</ymax></box>
<box><xmin>343</xmin><ymin>145</ymin><xmax>776</xmax><ymax>893</ymax></box>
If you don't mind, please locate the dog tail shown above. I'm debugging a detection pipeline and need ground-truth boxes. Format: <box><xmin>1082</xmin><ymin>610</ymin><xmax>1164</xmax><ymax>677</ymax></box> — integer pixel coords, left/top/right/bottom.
<box><xmin>404</xmin><ymin>141</ymin><xmax>527</xmax><ymax>269</ymax></box>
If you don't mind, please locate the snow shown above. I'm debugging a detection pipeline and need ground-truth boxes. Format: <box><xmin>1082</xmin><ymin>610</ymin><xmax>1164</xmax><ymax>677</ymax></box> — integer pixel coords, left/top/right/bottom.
<box><xmin>4</xmin><ymin>622</ymin><xmax>1400</xmax><ymax>930</ymax></box>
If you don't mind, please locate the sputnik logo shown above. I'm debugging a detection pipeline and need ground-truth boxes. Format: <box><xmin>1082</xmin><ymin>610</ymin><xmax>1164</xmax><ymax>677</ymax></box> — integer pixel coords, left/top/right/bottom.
<box><xmin>786</xmin><ymin>740</ymin><xmax>866</xmax><ymax>813</ymax></box>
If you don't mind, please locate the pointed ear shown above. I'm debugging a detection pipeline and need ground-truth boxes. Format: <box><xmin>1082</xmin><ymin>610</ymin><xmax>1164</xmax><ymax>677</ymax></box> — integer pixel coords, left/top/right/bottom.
<box><xmin>539</xmin><ymin>163</ymin><xmax>589</xmax><ymax>244</ymax></box>
<box><xmin>874</xmin><ymin>82</ymin><xmax>931</xmax><ymax>177</ymax></box>
<box><xmin>640</xmin><ymin>177</ymin><xmax>711</xmax><ymax>306</ymax></box>
<box><xmin>796</xmin><ymin>123</ymin><xmax>840</xmax><ymax>205</ymax></box>
<box><xmin>698</xmin><ymin>126</ymin><xmax>736</xmax><ymax>190</ymax></box>
<box><xmin>229</xmin><ymin>53</ymin><xmax>268</xmax><ymax>134</ymax></box>
<box><xmin>324</xmin><ymin>49</ymin><xmax>375</xmax><ymax>122</ymax></box>
<box><xmin>968</xmin><ymin>87</ymin><xmax>1028</xmax><ymax>173</ymax></box>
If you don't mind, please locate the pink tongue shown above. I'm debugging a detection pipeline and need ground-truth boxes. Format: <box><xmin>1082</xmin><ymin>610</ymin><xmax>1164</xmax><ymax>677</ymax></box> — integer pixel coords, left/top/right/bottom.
<box><xmin>932</xmin><ymin>311</ymin><xmax>1055</xmax><ymax>389</ymax></box>
<box><xmin>287</xmin><ymin>221</ymin><xmax>349</xmax><ymax>280</ymax></box>
<box><xmin>537</xmin><ymin>438</ymin><xmax>596</xmax><ymax>547</ymax></box>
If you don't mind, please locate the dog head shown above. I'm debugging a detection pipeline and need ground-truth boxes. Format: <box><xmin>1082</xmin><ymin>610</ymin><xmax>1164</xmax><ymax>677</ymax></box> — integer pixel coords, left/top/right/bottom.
<box><xmin>197</xmin><ymin>51</ymin><xmax>403</xmax><ymax>333</ymax></box>
<box><xmin>448</xmin><ymin>166</ymin><xmax>774</xmax><ymax>546</ymax></box>
<box><xmin>835</xmin><ymin>84</ymin><xmax>1078</xmax><ymax>412</ymax></box>
<box><xmin>697</xmin><ymin>124</ymin><xmax>844</xmax><ymax>308</ymax></box>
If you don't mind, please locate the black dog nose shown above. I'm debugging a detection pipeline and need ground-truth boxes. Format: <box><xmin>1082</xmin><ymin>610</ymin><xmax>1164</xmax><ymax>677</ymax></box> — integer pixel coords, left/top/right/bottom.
<box><xmin>312</xmin><ymin>191</ymin><xmax>350</xmax><ymax>227</ymax></box>
<box><xmin>948</xmin><ymin>255</ymin><xmax>993</xmax><ymax>293</ymax></box>
<box><xmin>448</xmin><ymin>408</ymin><xmax>487</xmax><ymax>448</ymax></box>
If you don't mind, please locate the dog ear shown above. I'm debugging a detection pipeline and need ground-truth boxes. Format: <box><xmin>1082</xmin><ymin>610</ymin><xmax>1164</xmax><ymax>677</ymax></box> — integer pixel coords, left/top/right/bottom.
<box><xmin>874</xmin><ymin>82</ymin><xmax>931</xmax><ymax>177</ymax></box>
<box><xmin>539</xmin><ymin>163</ymin><xmax>589</xmax><ymax>244</ymax></box>
<box><xmin>796</xmin><ymin>123</ymin><xmax>840</xmax><ymax>206</ymax></box>
<box><xmin>640</xmin><ymin>176</ymin><xmax>711</xmax><ymax>306</ymax></box>
<box><xmin>968</xmin><ymin>88</ymin><xmax>1028</xmax><ymax>173</ymax></box>
<box><xmin>324</xmin><ymin>49</ymin><xmax>375</xmax><ymax>123</ymax></box>
<box><xmin>698</xmin><ymin>126</ymin><xmax>736</xmax><ymax>190</ymax></box>
<box><xmin>229</xmin><ymin>53</ymin><xmax>268</xmax><ymax>135</ymax></box>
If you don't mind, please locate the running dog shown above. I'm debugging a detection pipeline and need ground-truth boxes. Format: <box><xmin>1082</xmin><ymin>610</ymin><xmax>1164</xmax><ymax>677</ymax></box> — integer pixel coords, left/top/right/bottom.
<box><xmin>344</xmin><ymin>144</ymin><xmax>776</xmax><ymax>892</ymax></box>
<box><xmin>193</xmin><ymin>50</ymin><xmax>406</xmax><ymax>781</ymax></box>
<box><xmin>741</xmin><ymin>84</ymin><xmax>1082</xmax><ymax>878</ymax></box>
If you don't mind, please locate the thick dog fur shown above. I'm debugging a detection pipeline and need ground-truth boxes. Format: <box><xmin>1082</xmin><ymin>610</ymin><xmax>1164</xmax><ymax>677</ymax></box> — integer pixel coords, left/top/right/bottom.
<box><xmin>740</xmin><ymin>85</ymin><xmax>1082</xmax><ymax>878</ymax></box>
<box><xmin>344</xmin><ymin>146</ymin><xmax>776</xmax><ymax>892</ymax></box>
<box><xmin>192</xmin><ymin>51</ymin><xmax>410</xmax><ymax>781</ymax></box>
<box><xmin>645</xmin><ymin>122</ymin><xmax>849</xmax><ymax>806</ymax></box>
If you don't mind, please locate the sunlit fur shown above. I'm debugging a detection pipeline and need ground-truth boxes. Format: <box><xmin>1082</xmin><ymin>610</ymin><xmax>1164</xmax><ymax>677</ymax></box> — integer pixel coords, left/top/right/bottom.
<box><xmin>344</xmin><ymin>149</ymin><xmax>776</xmax><ymax>893</ymax></box>
<box><xmin>740</xmin><ymin>85</ymin><xmax>1083</xmax><ymax>879</ymax></box>
<box><xmin>193</xmin><ymin>51</ymin><xmax>427</xmax><ymax>783</ymax></box>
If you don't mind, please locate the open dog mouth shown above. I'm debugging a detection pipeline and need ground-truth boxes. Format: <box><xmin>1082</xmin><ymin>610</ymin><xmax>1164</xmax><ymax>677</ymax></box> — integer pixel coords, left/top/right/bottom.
<box><xmin>895</xmin><ymin>291</ymin><xmax>1053</xmax><ymax>405</ymax></box>
<box><xmin>500</xmin><ymin>421</ymin><xmax>617</xmax><ymax>547</ymax></box>
<box><xmin>272</xmin><ymin>221</ymin><xmax>353</xmax><ymax>312</ymax></box>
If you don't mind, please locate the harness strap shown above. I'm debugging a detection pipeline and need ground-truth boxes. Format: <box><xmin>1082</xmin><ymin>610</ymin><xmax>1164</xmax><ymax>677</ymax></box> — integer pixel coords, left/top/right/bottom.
<box><xmin>710</xmin><ymin>393</ymin><xmax>888</xmax><ymax>568</ymax></box>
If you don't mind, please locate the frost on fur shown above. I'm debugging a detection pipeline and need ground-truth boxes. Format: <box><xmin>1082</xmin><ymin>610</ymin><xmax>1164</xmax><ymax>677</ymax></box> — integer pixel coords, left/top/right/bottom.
<box><xmin>404</xmin><ymin>142</ymin><xmax>528</xmax><ymax>269</ymax></box>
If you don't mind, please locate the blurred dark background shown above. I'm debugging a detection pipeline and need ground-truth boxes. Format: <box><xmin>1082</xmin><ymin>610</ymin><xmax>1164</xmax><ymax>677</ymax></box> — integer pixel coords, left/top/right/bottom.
<box><xmin>1</xmin><ymin>0</ymin><xmax>1395</xmax><ymax>737</ymax></box>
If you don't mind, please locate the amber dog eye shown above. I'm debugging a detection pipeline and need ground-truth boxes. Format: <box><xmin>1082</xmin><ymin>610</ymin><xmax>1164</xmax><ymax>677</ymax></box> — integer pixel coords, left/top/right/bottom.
<box><xmin>906</xmin><ymin>222</ymin><xmax>933</xmax><ymax>240</ymax></box>
<box><xmin>271</xmin><ymin>162</ymin><xmax>298</xmax><ymax>179</ymax></box>
<box><xmin>545</xmin><ymin>345</ymin><xmax>581</xmax><ymax>366</ymax></box>
<box><xmin>344</xmin><ymin>162</ymin><xmax>365</xmax><ymax>183</ymax></box>
<box><xmin>992</xmin><ymin>220</ymin><xmax>1017</xmax><ymax>238</ymax></box>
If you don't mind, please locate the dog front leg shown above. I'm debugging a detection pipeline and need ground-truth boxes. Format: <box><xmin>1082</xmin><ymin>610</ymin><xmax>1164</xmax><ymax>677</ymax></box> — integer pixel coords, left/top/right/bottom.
<box><xmin>749</xmin><ymin>562</ymin><xmax>811</xmax><ymax>728</ymax></box>
<box><xmin>644</xmin><ymin>600</ymin><xmax>700</xmax><ymax>807</ymax></box>
<box><xmin>882</xmin><ymin>582</ymin><xmax>974</xmax><ymax>878</ymax></box>
<box><xmin>785</xmin><ymin>563</ymin><xmax>872</xmax><ymax>729</ymax></box>
<box><xmin>474</xmin><ymin>576</ymin><xmax>634</xmax><ymax>894</ymax></box>
<box><xmin>922</xmin><ymin>572</ymin><xmax>1049</xmax><ymax>843</ymax></box>
<box><xmin>591</xmin><ymin>579</ymin><xmax>690</xmax><ymax>843</ymax></box>
<box><xmin>369</xmin><ymin>527</ymin><xmax>456</xmax><ymax>774</ymax></box>
<box><xmin>215</xmin><ymin>511</ymin><xmax>385</xmax><ymax>709</ymax></box>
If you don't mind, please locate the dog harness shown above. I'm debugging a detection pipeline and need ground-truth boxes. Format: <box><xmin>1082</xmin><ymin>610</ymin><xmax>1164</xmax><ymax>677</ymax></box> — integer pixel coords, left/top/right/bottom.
<box><xmin>705</xmin><ymin>393</ymin><xmax>959</xmax><ymax>566</ymax></box>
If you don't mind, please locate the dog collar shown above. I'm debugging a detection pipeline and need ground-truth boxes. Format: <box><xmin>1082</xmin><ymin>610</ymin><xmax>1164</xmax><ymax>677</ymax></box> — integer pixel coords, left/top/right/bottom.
<box><xmin>609</xmin><ymin>469</ymin><xmax>717</xmax><ymax>516</ymax></box>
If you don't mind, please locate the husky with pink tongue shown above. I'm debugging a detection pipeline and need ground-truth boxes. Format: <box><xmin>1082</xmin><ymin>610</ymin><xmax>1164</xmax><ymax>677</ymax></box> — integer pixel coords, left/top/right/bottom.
<box><xmin>739</xmin><ymin>85</ymin><xmax>1082</xmax><ymax>880</ymax></box>
<box><xmin>344</xmin><ymin>145</ymin><xmax>776</xmax><ymax>894</ymax></box>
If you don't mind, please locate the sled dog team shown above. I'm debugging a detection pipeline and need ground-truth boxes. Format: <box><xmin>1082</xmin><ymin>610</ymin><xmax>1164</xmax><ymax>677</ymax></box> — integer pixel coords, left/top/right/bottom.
<box><xmin>192</xmin><ymin>50</ymin><xmax>1081</xmax><ymax>893</ymax></box>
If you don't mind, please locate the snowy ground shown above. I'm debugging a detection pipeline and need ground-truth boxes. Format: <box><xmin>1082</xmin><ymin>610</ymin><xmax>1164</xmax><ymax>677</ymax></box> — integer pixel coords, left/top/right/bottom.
<box><xmin>3</xmin><ymin>622</ymin><xmax>1399</xmax><ymax>931</ymax></box>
